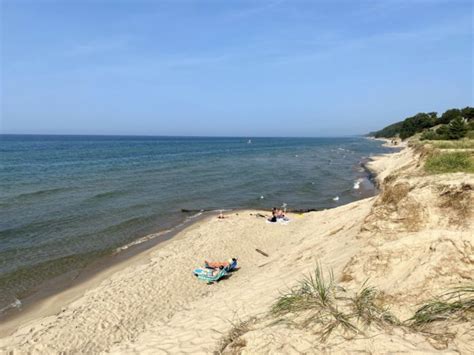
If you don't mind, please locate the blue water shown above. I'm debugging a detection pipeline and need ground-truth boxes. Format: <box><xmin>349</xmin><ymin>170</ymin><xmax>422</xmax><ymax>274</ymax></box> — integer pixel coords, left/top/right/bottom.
<box><xmin>0</xmin><ymin>135</ymin><xmax>392</xmax><ymax>311</ymax></box>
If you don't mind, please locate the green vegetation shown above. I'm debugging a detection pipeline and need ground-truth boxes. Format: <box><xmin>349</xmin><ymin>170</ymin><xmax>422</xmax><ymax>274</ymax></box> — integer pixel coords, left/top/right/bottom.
<box><xmin>425</xmin><ymin>152</ymin><xmax>474</xmax><ymax>174</ymax></box>
<box><xmin>271</xmin><ymin>266</ymin><xmax>397</xmax><ymax>342</ymax></box>
<box><xmin>267</xmin><ymin>265</ymin><xmax>473</xmax><ymax>346</ymax></box>
<box><xmin>352</xmin><ymin>284</ymin><xmax>399</xmax><ymax>326</ymax></box>
<box><xmin>408</xmin><ymin>285</ymin><xmax>474</xmax><ymax>328</ymax></box>
<box><xmin>369</xmin><ymin>121</ymin><xmax>403</xmax><ymax>139</ymax></box>
<box><xmin>429</xmin><ymin>139</ymin><xmax>474</xmax><ymax>149</ymax></box>
<box><xmin>271</xmin><ymin>265</ymin><xmax>335</xmax><ymax>315</ymax></box>
<box><xmin>371</xmin><ymin>106</ymin><xmax>473</xmax><ymax>140</ymax></box>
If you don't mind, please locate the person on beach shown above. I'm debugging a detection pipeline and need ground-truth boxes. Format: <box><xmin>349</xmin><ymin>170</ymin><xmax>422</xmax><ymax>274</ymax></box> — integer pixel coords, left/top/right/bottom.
<box><xmin>204</xmin><ymin>258</ymin><xmax>237</xmax><ymax>270</ymax></box>
<box><xmin>277</xmin><ymin>209</ymin><xmax>285</xmax><ymax>219</ymax></box>
<box><xmin>269</xmin><ymin>209</ymin><xmax>278</xmax><ymax>223</ymax></box>
<box><xmin>218</xmin><ymin>212</ymin><xmax>226</xmax><ymax>219</ymax></box>
<box><xmin>211</xmin><ymin>265</ymin><xmax>225</xmax><ymax>276</ymax></box>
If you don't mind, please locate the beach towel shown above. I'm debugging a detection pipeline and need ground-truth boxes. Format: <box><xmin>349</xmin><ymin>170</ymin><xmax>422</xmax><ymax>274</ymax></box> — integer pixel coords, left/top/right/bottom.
<box><xmin>193</xmin><ymin>267</ymin><xmax>228</xmax><ymax>283</ymax></box>
<box><xmin>266</xmin><ymin>218</ymin><xmax>290</xmax><ymax>225</ymax></box>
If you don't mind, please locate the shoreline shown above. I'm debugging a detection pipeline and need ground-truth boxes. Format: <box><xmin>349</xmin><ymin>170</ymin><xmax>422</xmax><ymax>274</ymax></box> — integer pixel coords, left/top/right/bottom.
<box><xmin>0</xmin><ymin>210</ymin><xmax>216</xmax><ymax>336</ymax></box>
<box><xmin>4</xmin><ymin>142</ymin><xmax>471</xmax><ymax>353</ymax></box>
<box><xmin>0</xmin><ymin>144</ymin><xmax>394</xmax><ymax>343</ymax></box>
<box><xmin>0</xmin><ymin>149</ymin><xmax>383</xmax><ymax>327</ymax></box>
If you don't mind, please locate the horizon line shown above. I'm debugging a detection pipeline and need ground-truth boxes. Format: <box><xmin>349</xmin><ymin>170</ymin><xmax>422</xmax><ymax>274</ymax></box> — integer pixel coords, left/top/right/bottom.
<box><xmin>0</xmin><ymin>132</ymin><xmax>369</xmax><ymax>139</ymax></box>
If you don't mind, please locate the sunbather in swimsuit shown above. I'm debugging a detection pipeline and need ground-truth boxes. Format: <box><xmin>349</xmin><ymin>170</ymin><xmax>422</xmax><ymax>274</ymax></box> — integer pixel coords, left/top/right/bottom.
<box><xmin>204</xmin><ymin>258</ymin><xmax>237</xmax><ymax>269</ymax></box>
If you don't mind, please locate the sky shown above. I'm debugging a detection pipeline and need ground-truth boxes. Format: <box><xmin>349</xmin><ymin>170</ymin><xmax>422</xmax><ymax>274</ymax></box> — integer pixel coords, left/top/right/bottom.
<box><xmin>1</xmin><ymin>0</ymin><xmax>473</xmax><ymax>137</ymax></box>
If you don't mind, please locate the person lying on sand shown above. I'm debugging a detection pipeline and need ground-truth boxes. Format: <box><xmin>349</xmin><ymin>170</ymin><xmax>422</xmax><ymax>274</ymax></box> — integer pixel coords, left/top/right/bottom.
<box><xmin>211</xmin><ymin>265</ymin><xmax>225</xmax><ymax>276</ymax></box>
<box><xmin>204</xmin><ymin>258</ymin><xmax>237</xmax><ymax>270</ymax></box>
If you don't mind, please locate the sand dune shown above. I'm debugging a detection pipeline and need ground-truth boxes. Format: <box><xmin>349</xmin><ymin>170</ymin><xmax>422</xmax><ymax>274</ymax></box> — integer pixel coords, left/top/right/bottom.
<box><xmin>0</xmin><ymin>145</ymin><xmax>472</xmax><ymax>353</ymax></box>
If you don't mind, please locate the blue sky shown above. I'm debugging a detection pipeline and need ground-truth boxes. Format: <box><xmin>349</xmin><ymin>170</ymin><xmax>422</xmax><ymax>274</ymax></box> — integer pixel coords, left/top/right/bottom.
<box><xmin>1</xmin><ymin>0</ymin><xmax>472</xmax><ymax>136</ymax></box>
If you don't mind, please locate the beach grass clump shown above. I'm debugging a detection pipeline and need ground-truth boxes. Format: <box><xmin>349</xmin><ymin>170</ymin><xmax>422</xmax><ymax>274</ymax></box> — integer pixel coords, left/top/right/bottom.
<box><xmin>268</xmin><ymin>265</ymin><xmax>473</xmax><ymax>347</ymax></box>
<box><xmin>408</xmin><ymin>285</ymin><xmax>474</xmax><ymax>329</ymax></box>
<box><xmin>352</xmin><ymin>284</ymin><xmax>399</xmax><ymax>326</ymax></box>
<box><xmin>218</xmin><ymin>317</ymin><xmax>257</xmax><ymax>354</ymax></box>
<box><xmin>271</xmin><ymin>265</ymin><xmax>335</xmax><ymax>316</ymax></box>
<box><xmin>424</xmin><ymin>152</ymin><xmax>474</xmax><ymax>174</ymax></box>
<box><xmin>429</xmin><ymin>139</ymin><xmax>474</xmax><ymax>150</ymax></box>
<box><xmin>271</xmin><ymin>265</ymin><xmax>362</xmax><ymax>341</ymax></box>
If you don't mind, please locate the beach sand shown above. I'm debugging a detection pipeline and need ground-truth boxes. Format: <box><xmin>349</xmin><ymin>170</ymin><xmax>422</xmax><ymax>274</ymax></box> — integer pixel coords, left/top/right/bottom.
<box><xmin>0</xmin><ymin>146</ymin><xmax>472</xmax><ymax>353</ymax></box>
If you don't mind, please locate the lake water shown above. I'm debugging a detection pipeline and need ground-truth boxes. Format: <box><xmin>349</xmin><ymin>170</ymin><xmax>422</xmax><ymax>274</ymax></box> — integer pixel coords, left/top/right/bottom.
<box><xmin>0</xmin><ymin>135</ymin><xmax>392</xmax><ymax>313</ymax></box>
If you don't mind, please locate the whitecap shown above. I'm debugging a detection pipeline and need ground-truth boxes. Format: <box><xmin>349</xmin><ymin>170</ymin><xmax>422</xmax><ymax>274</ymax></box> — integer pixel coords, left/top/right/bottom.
<box><xmin>353</xmin><ymin>178</ymin><xmax>363</xmax><ymax>190</ymax></box>
<box><xmin>0</xmin><ymin>298</ymin><xmax>22</xmax><ymax>314</ymax></box>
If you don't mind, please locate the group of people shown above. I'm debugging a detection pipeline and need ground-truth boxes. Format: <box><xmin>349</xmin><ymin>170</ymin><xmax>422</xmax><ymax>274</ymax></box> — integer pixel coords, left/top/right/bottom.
<box><xmin>268</xmin><ymin>207</ymin><xmax>287</xmax><ymax>223</ymax></box>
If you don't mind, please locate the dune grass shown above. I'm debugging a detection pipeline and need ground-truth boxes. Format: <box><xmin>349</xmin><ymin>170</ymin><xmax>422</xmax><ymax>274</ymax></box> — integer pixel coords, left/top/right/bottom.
<box><xmin>269</xmin><ymin>265</ymin><xmax>472</xmax><ymax>345</ymax></box>
<box><xmin>424</xmin><ymin>152</ymin><xmax>474</xmax><ymax>174</ymax></box>
<box><xmin>408</xmin><ymin>285</ymin><xmax>474</xmax><ymax>329</ymax></box>
<box><xmin>429</xmin><ymin>139</ymin><xmax>474</xmax><ymax>149</ymax></box>
<box><xmin>271</xmin><ymin>265</ymin><xmax>335</xmax><ymax>315</ymax></box>
<box><xmin>271</xmin><ymin>265</ymin><xmax>357</xmax><ymax>341</ymax></box>
<box><xmin>271</xmin><ymin>266</ymin><xmax>399</xmax><ymax>342</ymax></box>
<box><xmin>352</xmin><ymin>284</ymin><xmax>399</xmax><ymax>326</ymax></box>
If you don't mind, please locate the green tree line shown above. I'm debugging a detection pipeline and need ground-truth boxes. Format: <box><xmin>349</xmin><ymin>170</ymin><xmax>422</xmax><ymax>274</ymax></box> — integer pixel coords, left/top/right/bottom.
<box><xmin>370</xmin><ymin>107</ymin><xmax>474</xmax><ymax>140</ymax></box>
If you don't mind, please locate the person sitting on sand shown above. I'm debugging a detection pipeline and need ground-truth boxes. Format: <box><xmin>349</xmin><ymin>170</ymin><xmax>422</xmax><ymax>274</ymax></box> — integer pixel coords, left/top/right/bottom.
<box><xmin>268</xmin><ymin>210</ymin><xmax>278</xmax><ymax>223</ymax></box>
<box><xmin>276</xmin><ymin>209</ymin><xmax>286</xmax><ymax>219</ymax></box>
<box><xmin>204</xmin><ymin>258</ymin><xmax>237</xmax><ymax>270</ymax></box>
<box><xmin>218</xmin><ymin>212</ymin><xmax>226</xmax><ymax>219</ymax></box>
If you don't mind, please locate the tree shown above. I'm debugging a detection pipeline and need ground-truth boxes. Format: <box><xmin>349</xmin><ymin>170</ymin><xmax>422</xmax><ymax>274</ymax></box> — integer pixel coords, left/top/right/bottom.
<box><xmin>436</xmin><ymin>125</ymin><xmax>449</xmax><ymax>139</ymax></box>
<box><xmin>439</xmin><ymin>109</ymin><xmax>461</xmax><ymax>124</ymax></box>
<box><xmin>399</xmin><ymin>113</ymin><xmax>436</xmax><ymax>139</ymax></box>
<box><xmin>448</xmin><ymin>116</ymin><xmax>467</xmax><ymax>140</ymax></box>
<box><xmin>420</xmin><ymin>130</ymin><xmax>438</xmax><ymax>140</ymax></box>
<box><xmin>461</xmin><ymin>106</ymin><xmax>474</xmax><ymax>121</ymax></box>
<box><xmin>428</xmin><ymin>112</ymin><xmax>438</xmax><ymax>120</ymax></box>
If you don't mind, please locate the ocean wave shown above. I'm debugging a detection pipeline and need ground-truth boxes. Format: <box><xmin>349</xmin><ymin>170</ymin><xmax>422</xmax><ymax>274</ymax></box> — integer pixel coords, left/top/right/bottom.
<box><xmin>353</xmin><ymin>178</ymin><xmax>364</xmax><ymax>190</ymax></box>
<box><xmin>89</xmin><ymin>190</ymin><xmax>128</xmax><ymax>201</ymax></box>
<box><xmin>0</xmin><ymin>298</ymin><xmax>22</xmax><ymax>314</ymax></box>
<box><xmin>11</xmin><ymin>187</ymin><xmax>70</xmax><ymax>200</ymax></box>
<box><xmin>98</xmin><ymin>215</ymin><xmax>157</xmax><ymax>235</ymax></box>
<box><xmin>114</xmin><ymin>230</ymin><xmax>170</xmax><ymax>253</ymax></box>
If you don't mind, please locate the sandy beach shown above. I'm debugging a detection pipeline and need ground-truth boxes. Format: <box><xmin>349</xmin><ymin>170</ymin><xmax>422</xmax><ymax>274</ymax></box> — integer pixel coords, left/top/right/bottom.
<box><xmin>0</xmin><ymin>145</ymin><xmax>472</xmax><ymax>353</ymax></box>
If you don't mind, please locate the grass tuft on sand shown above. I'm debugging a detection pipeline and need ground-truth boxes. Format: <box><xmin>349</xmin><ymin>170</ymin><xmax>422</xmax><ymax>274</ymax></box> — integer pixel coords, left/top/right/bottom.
<box><xmin>408</xmin><ymin>285</ymin><xmax>474</xmax><ymax>329</ymax></box>
<box><xmin>352</xmin><ymin>283</ymin><xmax>399</xmax><ymax>326</ymax></box>
<box><xmin>425</xmin><ymin>152</ymin><xmax>474</xmax><ymax>174</ymax></box>
<box><xmin>271</xmin><ymin>265</ymin><xmax>335</xmax><ymax>316</ymax></box>
<box><xmin>268</xmin><ymin>266</ymin><xmax>472</xmax><ymax>345</ymax></box>
<box><xmin>270</xmin><ymin>266</ymin><xmax>399</xmax><ymax>342</ymax></box>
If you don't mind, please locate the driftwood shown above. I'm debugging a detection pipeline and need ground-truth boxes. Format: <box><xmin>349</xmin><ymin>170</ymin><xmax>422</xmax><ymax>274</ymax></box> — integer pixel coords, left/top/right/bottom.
<box><xmin>255</xmin><ymin>249</ymin><xmax>269</xmax><ymax>257</ymax></box>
